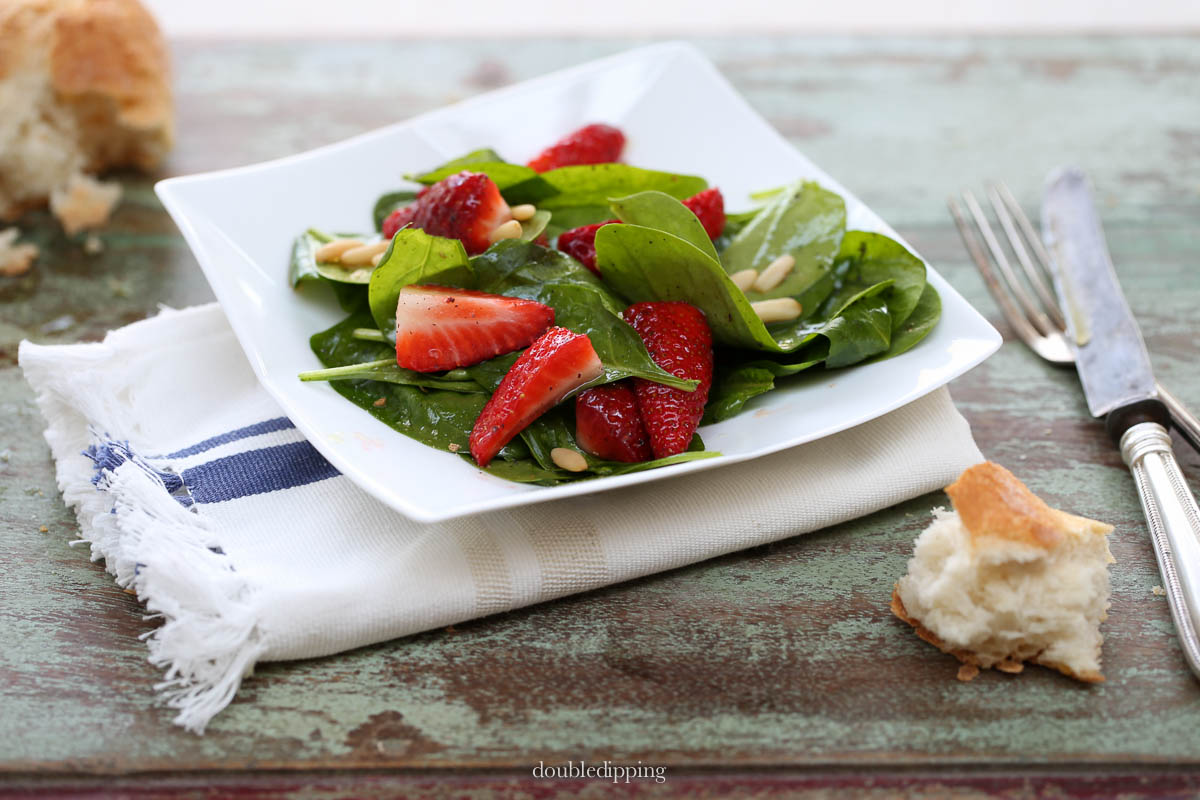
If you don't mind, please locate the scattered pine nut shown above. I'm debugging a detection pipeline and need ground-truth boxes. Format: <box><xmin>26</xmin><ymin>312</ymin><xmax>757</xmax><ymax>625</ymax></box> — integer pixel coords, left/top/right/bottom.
<box><xmin>348</xmin><ymin>268</ymin><xmax>373</xmax><ymax>282</ymax></box>
<box><xmin>371</xmin><ymin>252</ymin><xmax>386</xmax><ymax>267</ymax></box>
<box><xmin>750</xmin><ymin>297</ymin><xmax>803</xmax><ymax>323</ymax></box>
<box><xmin>729</xmin><ymin>269</ymin><xmax>758</xmax><ymax>292</ymax></box>
<box><xmin>550</xmin><ymin>447</ymin><xmax>588</xmax><ymax>472</ymax></box>
<box><xmin>489</xmin><ymin>219</ymin><xmax>523</xmax><ymax>243</ymax></box>
<box><xmin>752</xmin><ymin>253</ymin><xmax>796</xmax><ymax>292</ymax></box>
<box><xmin>448</xmin><ymin>443</ymin><xmax>461</xmax><ymax>453</ymax></box>
<box><xmin>510</xmin><ymin>204</ymin><xmax>537</xmax><ymax>221</ymax></box>
<box><xmin>340</xmin><ymin>240</ymin><xmax>389</xmax><ymax>265</ymax></box>
<box><xmin>372</xmin><ymin>397</ymin><xmax>387</xmax><ymax>407</ymax></box>
<box><xmin>314</xmin><ymin>238</ymin><xmax>364</xmax><ymax>262</ymax></box>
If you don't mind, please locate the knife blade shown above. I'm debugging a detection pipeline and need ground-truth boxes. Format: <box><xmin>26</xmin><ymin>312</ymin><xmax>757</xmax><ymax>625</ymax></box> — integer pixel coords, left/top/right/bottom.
<box><xmin>1042</xmin><ymin>165</ymin><xmax>1200</xmax><ymax>680</ymax></box>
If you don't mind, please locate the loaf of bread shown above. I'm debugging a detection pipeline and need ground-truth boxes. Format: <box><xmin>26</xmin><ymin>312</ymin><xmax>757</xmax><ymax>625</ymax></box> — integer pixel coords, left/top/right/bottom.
<box><xmin>892</xmin><ymin>461</ymin><xmax>1114</xmax><ymax>683</ymax></box>
<box><xmin>0</xmin><ymin>0</ymin><xmax>172</xmax><ymax>227</ymax></box>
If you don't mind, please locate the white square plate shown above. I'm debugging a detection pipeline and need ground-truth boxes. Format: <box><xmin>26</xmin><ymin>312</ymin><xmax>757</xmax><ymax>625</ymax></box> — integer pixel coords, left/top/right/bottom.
<box><xmin>156</xmin><ymin>42</ymin><xmax>1000</xmax><ymax>522</ymax></box>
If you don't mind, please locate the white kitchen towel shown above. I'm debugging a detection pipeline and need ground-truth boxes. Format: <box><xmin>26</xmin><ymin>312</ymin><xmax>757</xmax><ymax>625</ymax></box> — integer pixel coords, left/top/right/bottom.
<box><xmin>19</xmin><ymin>303</ymin><xmax>983</xmax><ymax>734</ymax></box>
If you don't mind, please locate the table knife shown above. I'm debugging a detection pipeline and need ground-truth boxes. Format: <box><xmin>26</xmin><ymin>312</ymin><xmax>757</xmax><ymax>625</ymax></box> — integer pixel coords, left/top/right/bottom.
<box><xmin>1043</xmin><ymin>166</ymin><xmax>1200</xmax><ymax>678</ymax></box>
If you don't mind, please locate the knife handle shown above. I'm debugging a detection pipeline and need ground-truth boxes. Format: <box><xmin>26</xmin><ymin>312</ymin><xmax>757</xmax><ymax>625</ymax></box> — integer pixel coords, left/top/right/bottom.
<box><xmin>1158</xmin><ymin>382</ymin><xmax>1200</xmax><ymax>456</ymax></box>
<box><xmin>1121</xmin><ymin>422</ymin><xmax>1200</xmax><ymax>678</ymax></box>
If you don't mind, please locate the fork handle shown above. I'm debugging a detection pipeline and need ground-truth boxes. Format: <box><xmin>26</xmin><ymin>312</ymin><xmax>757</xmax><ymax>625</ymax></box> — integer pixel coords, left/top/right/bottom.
<box><xmin>1121</xmin><ymin>422</ymin><xmax>1200</xmax><ymax>679</ymax></box>
<box><xmin>1159</xmin><ymin>382</ymin><xmax>1200</xmax><ymax>456</ymax></box>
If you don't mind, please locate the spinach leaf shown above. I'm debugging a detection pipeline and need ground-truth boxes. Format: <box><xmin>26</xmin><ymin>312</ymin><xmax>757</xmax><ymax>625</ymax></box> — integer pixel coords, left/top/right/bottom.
<box><xmin>519</xmin><ymin>209</ymin><xmax>552</xmax><ymax>242</ymax></box>
<box><xmin>309</xmin><ymin>312</ymin><xmax>530</xmax><ymax>460</ymax></box>
<box><xmin>464</xmin><ymin>351</ymin><xmax>519</xmax><ymax>392</ymax></box>
<box><xmin>473</xmin><ymin>457</ymin><xmax>569</xmax><ymax>485</ymax></box>
<box><xmin>298</xmin><ymin>358</ymin><xmax>486</xmax><ymax>393</ymax></box>
<box><xmin>874</xmin><ymin>283</ymin><xmax>941</xmax><ymax>360</ymax></box>
<box><xmin>407</xmin><ymin>149</ymin><xmax>557</xmax><ymax>205</ymax></box>
<box><xmin>722</xmin><ymin>181</ymin><xmax>846</xmax><ymax>302</ymax></box>
<box><xmin>367</xmin><ymin>228</ymin><xmax>472</xmax><ymax>333</ymax></box>
<box><xmin>372</xmin><ymin>191</ymin><xmax>419</xmax><ymax>232</ymax></box>
<box><xmin>595</xmin><ymin>223</ymin><xmax>781</xmax><ymax>352</ymax></box>
<box><xmin>290</xmin><ymin>228</ymin><xmax>377</xmax><ymax>286</ymax></box>
<box><xmin>473</xmin><ymin>240</ymin><xmax>696</xmax><ymax>390</ymax></box>
<box><xmin>703</xmin><ymin>356</ymin><xmax>824</xmax><ymax>423</ymax></box>
<box><xmin>831</xmin><ymin>231</ymin><xmax>926</xmax><ymax>332</ymax></box>
<box><xmin>537</xmin><ymin>164</ymin><xmax>707</xmax><ymax>210</ymax></box>
<box><xmin>610</xmin><ymin>190</ymin><xmax>718</xmax><ymax>261</ymax></box>
<box><xmin>816</xmin><ymin>293</ymin><xmax>893</xmax><ymax>367</ymax></box>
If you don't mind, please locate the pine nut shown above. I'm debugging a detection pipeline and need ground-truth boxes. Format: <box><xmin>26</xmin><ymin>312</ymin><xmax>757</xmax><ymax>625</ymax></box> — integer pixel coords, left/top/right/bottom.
<box><xmin>510</xmin><ymin>204</ymin><xmax>537</xmax><ymax>221</ymax></box>
<box><xmin>340</xmin><ymin>240</ymin><xmax>389</xmax><ymax>265</ymax></box>
<box><xmin>752</xmin><ymin>254</ymin><xmax>796</xmax><ymax>293</ymax></box>
<box><xmin>751</xmin><ymin>297</ymin><xmax>803</xmax><ymax>323</ymax></box>
<box><xmin>729</xmin><ymin>269</ymin><xmax>758</xmax><ymax>292</ymax></box>
<box><xmin>314</xmin><ymin>238</ymin><xmax>364</xmax><ymax>263</ymax></box>
<box><xmin>371</xmin><ymin>252</ymin><xmax>386</xmax><ymax>267</ymax></box>
<box><xmin>550</xmin><ymin>447</ymin><xmax>588</xmax><ymax>472</ymax></box>
<box><xmin>489</xmin><ymin>219</ymin><xmax>523</xmax><ymax>243</ymax></box>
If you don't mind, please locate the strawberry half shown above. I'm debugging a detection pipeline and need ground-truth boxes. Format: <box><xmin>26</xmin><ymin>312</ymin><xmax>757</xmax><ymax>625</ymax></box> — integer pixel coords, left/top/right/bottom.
<box><xmin>575</xmin><ymin>381</ymin><xmax>652</xmax><ymax>463</ymax></box>
<box><xmin>394</xmin><ymin>285</ymin><xmax>554</xmax><ymax>373</ymax></box>
<box><xmin>381</xmin><ymin>172</ymin><xmax>513</xmax><ymax>255</ymax></box>
<box><xmin>556</xmin><ymin>220</ymin><xmax>617</xmax><ymax>275</ymax></box>
<box><xmin>682</xmin><ymin>187</ymin><xmax>726</xmax><ymax>239</ymax></box>
<box><xmin>470</xmin><ymin>327</ymin><xmax>603</xmax><ymax>467</ymax></box>
<box><xmin>622</xmin><ymin>302</ymin><xmax>713</xmax><ymax>459</ymax></box>
<box><xmin>527</xmin><ymin>123</ymin><xmax>626</xmax><ymax>173</ymax></box>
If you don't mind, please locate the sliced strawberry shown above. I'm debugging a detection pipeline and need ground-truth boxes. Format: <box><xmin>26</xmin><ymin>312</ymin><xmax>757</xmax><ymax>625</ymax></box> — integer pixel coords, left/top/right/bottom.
<box><xmin>556</xmin><ymin>220</ymin><xmax>618</xmax><ymax>275</ymax></box>
<box><xmin>623</xmin><ymin>302</ymin><xmax>713</xmax><ymax>459</ymax></box>
<box><xmin>470</xmin><ymin>327</ymin><xmax>603</xmax><ymax>467</ymax></box>
<box><xmin>394</xmin><ymin>285</ymin><xmax>554</xmax><ymax>373</ymax></box>
<box><xmin>381</xmin><ymin>204</ymin><xmax>417</xmax><ymax>239</ymax></box>
<box><xmin>682</xmin><ymin>187</ymin><xmax>726</xmax><ymax>239</ymax></box>
<box><xmin>527</xmin><ymin>123</ymin><xmax>626</xmax><ymax>173</ymax></box>
<box><xmin>575</xmin><ymin>381</ymin><xmax>652</xmax><ymax>463</ymax></box>
<box><xmin>410</xmin><ymin>171</ymin><xmax>512</xmax><ymax>255</ymax></box>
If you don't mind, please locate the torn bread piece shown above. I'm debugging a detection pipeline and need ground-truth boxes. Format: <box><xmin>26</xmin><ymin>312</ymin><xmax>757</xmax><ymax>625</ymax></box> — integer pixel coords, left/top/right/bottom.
<box><xmin>0</xmin><ymin>227</ymin><xmax>39</xmax><ymax>276</ymax></box>
<box><xmin>0</xmin><ymin>0</ymin><xmax>172</xmax><ymax>228</ymax></box>
<box><xmin>893</xmin><ymin>461</ymin><xmax>1114</xmax><ymax>683</ymax></box>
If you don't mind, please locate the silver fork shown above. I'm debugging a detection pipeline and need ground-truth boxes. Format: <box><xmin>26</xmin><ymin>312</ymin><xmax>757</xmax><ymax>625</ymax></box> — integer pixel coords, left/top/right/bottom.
<box><xmin>949</xmin><ymin>181</ymin><xmax>1200</xmax><ymax>455</ymax></box>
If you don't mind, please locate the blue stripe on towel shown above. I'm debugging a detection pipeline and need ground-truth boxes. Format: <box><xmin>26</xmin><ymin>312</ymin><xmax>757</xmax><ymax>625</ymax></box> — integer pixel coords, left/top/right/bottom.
<box><xmin>160</xmin><ymin>417</ymin><xmax>296</xmax><ymax>459</ymax></box>
<box><xmin>181</xmin><ymin>440</ymin><xmax>340</xmax><ymax>504</ymax></box>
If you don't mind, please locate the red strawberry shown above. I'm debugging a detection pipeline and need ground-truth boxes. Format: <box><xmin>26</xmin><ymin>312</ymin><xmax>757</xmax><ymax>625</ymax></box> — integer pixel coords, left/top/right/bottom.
<box><xmin>470</xmin><ymin>327</ymin><xmax>602</xmax><ymax>467</ymax></box>
<box><xmin>682</xmin><ymin>188</ymin><xmax>726</xmax><ymax>239</ymax></box>
<box><xmin>622</xmin><ymin>302</ymin><xmax>713</xmax><ymax>459</ymax></box>
<box><xmin>575</xmin><ymin>381</ymin><xmax>652</xmax><ymax>463</ymax></box>
<box><xmin>381</xmin><ymin>204</ymin><xmax>417</xmax><ymax>239</ymax></box>
<box><xmin>411</xmin><ymin>171</ymin><xmax>512</xmax><ymax>255</ymax></box>
<box><xmin>527</xmin><ymin>123</ymin><xmax>626</xmax><ymax>173</ymax></box>
<box><xmin>556</xmin><ymin>220</ymin><xmax>618</xmax><ymax>275</ymax></box>
<box><xmin>394</xmin><ymin>285</ymin><xmax>554</xmax><ymax>373</ymax></box>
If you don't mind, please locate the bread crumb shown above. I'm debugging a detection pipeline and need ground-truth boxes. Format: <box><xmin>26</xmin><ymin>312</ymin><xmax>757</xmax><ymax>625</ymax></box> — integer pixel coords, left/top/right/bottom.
<box><xmin>84</xmin><ymin>234</ymin><xmax>104</xmax><ymax>254</ymax></box>
<box><xmin>50</xmin><ymin>174</ymin><xmax>122</xmax><ymax>235</ymax></box>
<box><xmin>0</xmin><ymin>228</ymin><xmax>38</xmax><ymax>276</ymax></box>
<box><xmin>957</xmin><ymin>664</ymin><xmax>979</xmax><ymax>682</ymax></box>
<box><xmin>996</xmin><ymin>659</ymin><xmax>1025</xmax><ymax>674</ymax></box>
<box><xmin>38</xmin><ymin>525</ymin><xmax>48</xmax><ymax>533</ymax></box>
<box><xmin>448</xmin><ymin>443</ymin><xmax>461</xmax><ymax>453</ymax></box>
<box><xmin>1153</xmin><ymin>585</ymin><xmax>1166</xmax><ymax>596</ymax></box>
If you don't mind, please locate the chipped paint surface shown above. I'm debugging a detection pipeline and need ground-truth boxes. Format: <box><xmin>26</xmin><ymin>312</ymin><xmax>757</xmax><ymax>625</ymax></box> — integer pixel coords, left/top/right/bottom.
<box><xmin>1</xmin><ymin>36</ymin><xmax>1200</xmax><ymax>782</ymax></box>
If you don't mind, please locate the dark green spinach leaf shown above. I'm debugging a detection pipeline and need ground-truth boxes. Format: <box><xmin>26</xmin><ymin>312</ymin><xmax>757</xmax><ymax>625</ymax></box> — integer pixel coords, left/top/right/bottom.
<box><xmin>367</xmin><ymin>228</ymin><xmax>472</xmax><ymax>333</ymax></box>
<box><xmin>537</xmin><ymin>164</ymin><xmax>707</xmax><ymax>210</ymax></box>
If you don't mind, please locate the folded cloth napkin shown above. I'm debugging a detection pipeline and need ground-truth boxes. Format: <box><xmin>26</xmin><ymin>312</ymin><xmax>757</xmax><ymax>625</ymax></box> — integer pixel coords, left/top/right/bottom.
<box><xmin>19</xmin><ymin>303</ymin><xmax>983</xmax><ymax>733</ymax></box>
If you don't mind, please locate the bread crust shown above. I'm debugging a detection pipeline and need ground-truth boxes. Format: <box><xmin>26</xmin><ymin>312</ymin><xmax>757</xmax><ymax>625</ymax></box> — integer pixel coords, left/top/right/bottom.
<box><xmin>891</xmin><ymin>584</ymin><xmax>1104</xmax><ymax>683</ymax></box>
<box><xmin>946</xmin><ymin>461</ymin><xmax>1113</xmax><ymax>550</ymax></box>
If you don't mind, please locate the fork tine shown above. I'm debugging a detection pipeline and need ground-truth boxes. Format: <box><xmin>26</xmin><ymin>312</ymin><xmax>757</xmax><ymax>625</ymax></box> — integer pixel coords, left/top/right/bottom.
<box><xmin>948</xmin><ymin>194</ymin><xmax>1045</xmax><ymax>351</ymax></box>
<box><xmin>961</xmin><ymin>189</ymin><xmax>1059</xmax><ymax>338</ymax></box>
<box><xmin>990</xmin><ymin>180</ymin><xmax>1067</xmax><ymax>329</ymax></box>
<box><xmin>984</xmin><ymin>182</ymin><xmax>1066</xmax><ymax>330</ymax></box>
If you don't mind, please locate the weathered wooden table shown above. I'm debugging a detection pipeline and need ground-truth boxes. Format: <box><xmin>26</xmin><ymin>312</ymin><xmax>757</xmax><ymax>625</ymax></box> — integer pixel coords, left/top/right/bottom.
<box><xmin>3</xmin><ymin>37</ymin><xmax>1200</xmax><ymax>797</ymax></box>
